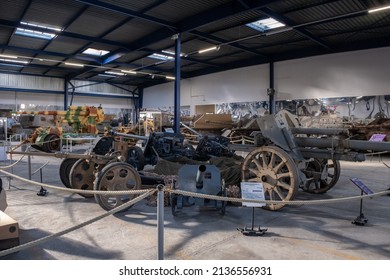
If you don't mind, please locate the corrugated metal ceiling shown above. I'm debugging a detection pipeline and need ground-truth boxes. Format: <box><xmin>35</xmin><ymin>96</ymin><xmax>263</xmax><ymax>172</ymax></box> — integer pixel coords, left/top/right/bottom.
<box><xmin>0</xmin><ymin>0</ymin><xmax>389</xmax><ymax>88</ymax></box>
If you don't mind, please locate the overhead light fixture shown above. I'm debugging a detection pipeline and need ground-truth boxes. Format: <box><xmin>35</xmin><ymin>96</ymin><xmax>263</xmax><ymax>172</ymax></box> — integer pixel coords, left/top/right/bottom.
<box><xmin>121</xmin><ymin>70</ymin><xmax>137</xmax><ymax>74</ymax></box>
<box><xmin>166</xmin><ymin>76</ymin><xmax>175</xmax><ymax>80</ymax></box>
<box><xmin>198</xmin><ymin>46</ymin><xmax>220</xmax><ymax>54</ymax></box>
<box><xmin>162</xmin><ymin>50</ymin><xmax>185</xmax><ymax>57</ymax></box>
<box><xmin>0</xmin><ymin>54</ymin><xmax>18</xmax><ymax>59</ymax></box>
<box><xmin>368</xmin><ymin>5</ymin><xmax>390</xmax><ymax>13</ymax></box>
<box><xmin>64</xmin><ymin>62</ymin><xmax>84</xmax><ymax>67</ymax></box>
<box><xmin>148</xmin><ymin>53</ymin><xmax>174</xmax><ymax>61</ymax></box>
<box><xmin>0</xmin><ymin>58</ymin><xmax>29</xmax><ymax>64</ymax></box>
<box><xmin>105</xmin><ymin>71</ymin><xmax>126</xmax><ymax>76</ymax></box>
<box><xmin>15</xmin><ymin>21</ymin><xmax>61</xmax><ymax>40</ymax></box>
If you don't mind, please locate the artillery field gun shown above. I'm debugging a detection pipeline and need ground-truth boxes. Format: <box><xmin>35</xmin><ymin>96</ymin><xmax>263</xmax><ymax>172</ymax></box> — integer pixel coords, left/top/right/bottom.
<box><xmin>9</xmin><ymin>129</ymin><xmax>234</xmax><ymax>211</ymax></box>
<box><xmin>9</xmin><ymin>109</ymin><xmax>390</xmax><ymax>213</ymax></box>
<box><xmin>19</xmin><ymin>105</ymin><xmax>104</xmax><ymax>152</ymax></box>
<box><xmin>238</xmin><ymin>110</ymin><xmax>390</xmax><ymax>210</ymax></box>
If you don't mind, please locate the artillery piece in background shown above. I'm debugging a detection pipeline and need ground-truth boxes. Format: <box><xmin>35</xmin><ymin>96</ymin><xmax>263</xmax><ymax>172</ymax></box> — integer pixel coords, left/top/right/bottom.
<box><xmin>55</xmin><ymin>130</ymin><xmax>233</xmax><ymax>210</ymax></box>
<box><xmin>236</xmin><ymin>110</ymin><xmax>390</xmax><ymax>211</ymax></box>
<box><xmin>19</xmin><ymin>105</ymin><xmax>104</xmax><ymax>153</ymax></box>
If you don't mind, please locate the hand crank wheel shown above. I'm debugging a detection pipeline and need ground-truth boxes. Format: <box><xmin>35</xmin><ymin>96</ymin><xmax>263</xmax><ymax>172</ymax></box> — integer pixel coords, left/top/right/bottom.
<box><xmin>304</xmin><ymin>158</ymin><xmax>340</xmax><ymax>194</ymax></box>
<box><xmin>94</xmin><ymin>162</ymin><xmax>141</xmax><ymax>212</ymax></box>
<box><xmin>241</xmin><ymin>146</ymin><xmax>299</xmax><ymax>211</ymax></box>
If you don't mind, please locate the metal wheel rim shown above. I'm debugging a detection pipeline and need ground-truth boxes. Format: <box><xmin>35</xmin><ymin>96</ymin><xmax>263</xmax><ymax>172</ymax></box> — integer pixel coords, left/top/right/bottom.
<box><xmin>44</xmin><ymin>134</ymin><xmax>60</xmax><ymax>153</ymax></box>
<box><xmin>94</xmin><ymin>162</ymin><xmax>141</xmax><ymax>211</ymax></box>
<box><xmin>69</xmin><ymin>158</ymin><xmax>96</xmax><ymax>198</ymax></box>
<box><xmin>241</xmin><ymin>146</ymin><xmax>299</xmax><ymax>211</ymax></box>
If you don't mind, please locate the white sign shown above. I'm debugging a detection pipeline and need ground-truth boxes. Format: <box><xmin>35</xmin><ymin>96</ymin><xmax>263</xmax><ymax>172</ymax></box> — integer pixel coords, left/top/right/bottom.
<box><xmin>240</xmin><ymin>182</ymin><xmax>265</xmax><ymax>207</ymax></box>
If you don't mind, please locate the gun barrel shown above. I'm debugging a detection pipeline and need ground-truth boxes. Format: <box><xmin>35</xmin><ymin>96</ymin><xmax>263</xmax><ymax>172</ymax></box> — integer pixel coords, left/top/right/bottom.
<box><xmin>291</xmin><ymin>127</ymin><xmax>349</xmax><ymax>136</ymax></box>
<box><xmin>195</xmin><ymin>164</ymin><xmax>207</xmax><ymax>189</ymax></box>
<box><xmin>294</xmin><ymin>137</ymin><xmax>390</xmax><ymax>152</ymax></box>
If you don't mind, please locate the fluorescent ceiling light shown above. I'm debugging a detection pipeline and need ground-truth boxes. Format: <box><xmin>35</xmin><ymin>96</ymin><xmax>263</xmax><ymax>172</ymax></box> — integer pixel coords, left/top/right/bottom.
<box><xmin>64</xmin><ymin>62</ymin><xmax>84</xmax><ymax>67</ymax></box>
<box><xmin>148</xmin><ymin>53</ymin><xmax>174</xmax><ymax>61</ymax></box>
<box><xmin>166</xmin><ymin>76</ymin><xmax>175</xmax><ymax>80</ymax></box>
<box><xmin>105</xmin><ymin>71</ymin><xmax>126</xmax><ymax>76</ymax></box>
<box><xmin>0</xmin><ymin>58</ymin><xmax>29</xmax><ymax>64</ymax></box>
<box><xmin>98</xmin><ymin>74</ymin><xmax>116</xmax><ymax>78</ymax></box>
<box><xmin>368</xmin><ymin>5</ymin><xmax>390</xmax><ymax>13</ymax></box>
<box><xmin>121</xmin><ymin>70</ymin><xmax>137</xmax><ymax>74</ymax></box>
<box><xmin>162</xmin><ymin>50</ymin><xmax>185</xmax><ymax>57</ymax></box>
<box><xmin>0</xmin><ymin>54</ymin><xmax>18</xmax><ymax>59</ymax></box>
<box><xmin>246</xmin><ymin>17</ymin><xmax>285</xmax><ymax>32</ymax></box>
<box><xmin>82</xmin><ymin>48</ymin><xmax>110</xmax><ymax>56</ymax></box>
<box><xmin>15</xmin><ymin>21</ymin><xmax>61</xmax><ymax>40</ymax></box>
<box><xmin>198</xmin><ymin>46</ymin><xmax>219</xmax><ymax>54</ymax></box>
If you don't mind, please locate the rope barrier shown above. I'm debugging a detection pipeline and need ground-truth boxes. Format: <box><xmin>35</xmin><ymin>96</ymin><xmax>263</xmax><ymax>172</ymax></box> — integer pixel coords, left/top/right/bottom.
<box><xmin>0</xmin><ymin>155</ymin><xmax>25</xmax><ymax>169</ymax></box>
<box><xmin>169</xmin><ymin>188</ymin><xmax>390</xmax><ymax>205</ymax></box>
<box><xmin>0</xmin><ymin>169</ymin><xmax>154</xmax><ymax>196</ymax></box>
<box><xmin>1</xmin><ymin>152</ymin><xmax>388</xmax><ymax>259</ymax></box>
<box><xmin>0</xmin><ymin>190</ymin><xmax>155</xmax><ymax>257</ymax></box>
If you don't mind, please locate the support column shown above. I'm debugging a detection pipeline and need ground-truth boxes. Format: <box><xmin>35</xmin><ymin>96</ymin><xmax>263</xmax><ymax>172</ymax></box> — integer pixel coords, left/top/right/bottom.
<box><xmin>64</xmin><ymin>77</ymin><xmax>69</xmax><ymax>110</ymax></box>
<box><xmin>173</xmin><ymin>33</ymin><xmax>181</xmax><ymax>133</ymax></box>
<box><xmin>136</xmin><ymin>87</ymin><xmax>143</xmax><ymax>124</ymax></box>
<box><xmin>268</xmin><ymin>61</ymin><xmax>276</xmax><ymax>114</ymax></box>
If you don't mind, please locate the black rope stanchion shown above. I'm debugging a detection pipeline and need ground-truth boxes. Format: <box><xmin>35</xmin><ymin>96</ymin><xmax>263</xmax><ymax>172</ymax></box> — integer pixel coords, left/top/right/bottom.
<box><xmin>350</xmin><ymin>178</ymin><xmax>374</xmax><ymax>226</ymax></box>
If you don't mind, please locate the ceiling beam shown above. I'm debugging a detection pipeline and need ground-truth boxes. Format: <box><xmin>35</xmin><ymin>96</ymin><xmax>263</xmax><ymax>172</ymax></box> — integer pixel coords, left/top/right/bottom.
<box><xmin>190</xmin><ymin>30</ymin><xmax>269</xmax><ymax>58</ymax></box>
<box><xmin>0</xmin><ymin>45</ymin><xmax>101</xmax><ymax>63</ymax></box>
<box><xmin>73</xmin><ymin>0</ymin><xmax>176</xmax><ymax>29</ymax></box>
<box><xmin>0</xmin><ymin>19</ymin><xmax>127</xmax><ymax>48</ymax></box>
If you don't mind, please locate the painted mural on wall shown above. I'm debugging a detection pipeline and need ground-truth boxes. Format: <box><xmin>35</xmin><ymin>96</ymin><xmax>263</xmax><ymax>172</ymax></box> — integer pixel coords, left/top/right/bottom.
<box><xmin>215</xmin><ymin>95</ymin><xmax>390</xmax><ymax>122</ymax></box>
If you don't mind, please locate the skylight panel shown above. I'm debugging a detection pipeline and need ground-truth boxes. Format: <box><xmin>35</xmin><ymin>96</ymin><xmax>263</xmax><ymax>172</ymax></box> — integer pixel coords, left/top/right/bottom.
<box><xmin>246</xmin><ymin>17</ymin><xmax>285</xmax><ymax>32</ymax></box>
<box><xmin>82</xmin><ymin>48</ymin><xmax>110</xmax><ymax>56</ymax></box>
<box><xmin>15</xmin><ymin>21</ymin><xmax>61</xmax><ymax>40</ymax></box>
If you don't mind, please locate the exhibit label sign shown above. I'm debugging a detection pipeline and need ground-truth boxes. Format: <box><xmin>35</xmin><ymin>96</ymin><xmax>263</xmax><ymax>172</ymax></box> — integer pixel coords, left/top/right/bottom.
<box><xmin>240</xmin><ymin>182</ymin><xmax>265</xmax><ymax>207</ymax></box>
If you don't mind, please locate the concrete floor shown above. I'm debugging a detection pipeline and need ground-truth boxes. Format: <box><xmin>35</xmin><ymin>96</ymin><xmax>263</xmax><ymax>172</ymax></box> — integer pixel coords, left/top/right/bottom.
<box><xmin>0</xmin><ymin>151</ymin><xmax>389</xmax><ymax>260</ymax></box>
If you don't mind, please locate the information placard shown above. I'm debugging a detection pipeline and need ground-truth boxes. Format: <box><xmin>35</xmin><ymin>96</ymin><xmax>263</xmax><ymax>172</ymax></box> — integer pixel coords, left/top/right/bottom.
<box><xmin>240</xmin><ymin>182</ymin><xmax>265</xmax><ymax>207</ymax></box>
<box><xmin>350</xmin><ymin>177</ymin><xmax>374</xmax><ymax>195</ymax></box>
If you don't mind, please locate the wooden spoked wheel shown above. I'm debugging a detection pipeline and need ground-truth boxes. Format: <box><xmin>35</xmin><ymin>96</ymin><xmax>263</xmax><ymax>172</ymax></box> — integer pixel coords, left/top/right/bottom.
<box><xmin>94</xmin><ymin>162</ymin><xmax>141</xmax><ymax>212</ymax></box>
<box><xmin>241</xmin><ymin>146</ymin><xmax>299</xmax><ymax>211</ymax></box>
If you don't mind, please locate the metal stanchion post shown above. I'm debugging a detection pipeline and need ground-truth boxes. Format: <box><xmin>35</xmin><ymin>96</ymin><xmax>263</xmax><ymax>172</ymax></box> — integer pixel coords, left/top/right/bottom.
<box><xmin>28</xmin><ymin>154</ymin><xmax>31</xmax><ymax>180</ymax></box>
<box><xmin>157</xmin><ymin>184</ymin><xmax>164</xmax><ymax>260</ymax></box>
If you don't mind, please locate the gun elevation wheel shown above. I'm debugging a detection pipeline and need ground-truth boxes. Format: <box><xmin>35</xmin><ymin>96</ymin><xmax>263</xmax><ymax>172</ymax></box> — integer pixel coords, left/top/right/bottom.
<box><xmin>241</xmin><ymin>146</ymin><xmax>299</xmax><ymax>211</ymax></box>
<box><xmin>303</xmin><ymin>159</ymin><xmax>340</xmax><ymax>194</ymax></box>
<box><xmin>128</xmin><ymin>146</ymin><xmax>145</xmax><ymax>171</ymax></box>
<box><xmin>94</xmin><ymin>162</ymin><xmax>141</xmax><ymax>212</ymax></box>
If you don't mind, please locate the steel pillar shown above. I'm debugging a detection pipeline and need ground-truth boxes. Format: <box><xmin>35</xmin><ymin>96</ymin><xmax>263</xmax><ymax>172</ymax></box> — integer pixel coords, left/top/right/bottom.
<box><xmin>268</xmin><ymin>61</ymin><xmax>275</xmax><ymax>114</ymax></box>
<box><xmin>174</xmin><ymin>33</ymin><xmax>181</xmax><ymax>133</ymax></box>
<box><xmin>64</xmin><ymin>77</ymin><xmax>69</xmax><ymax>110</ymax></box>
